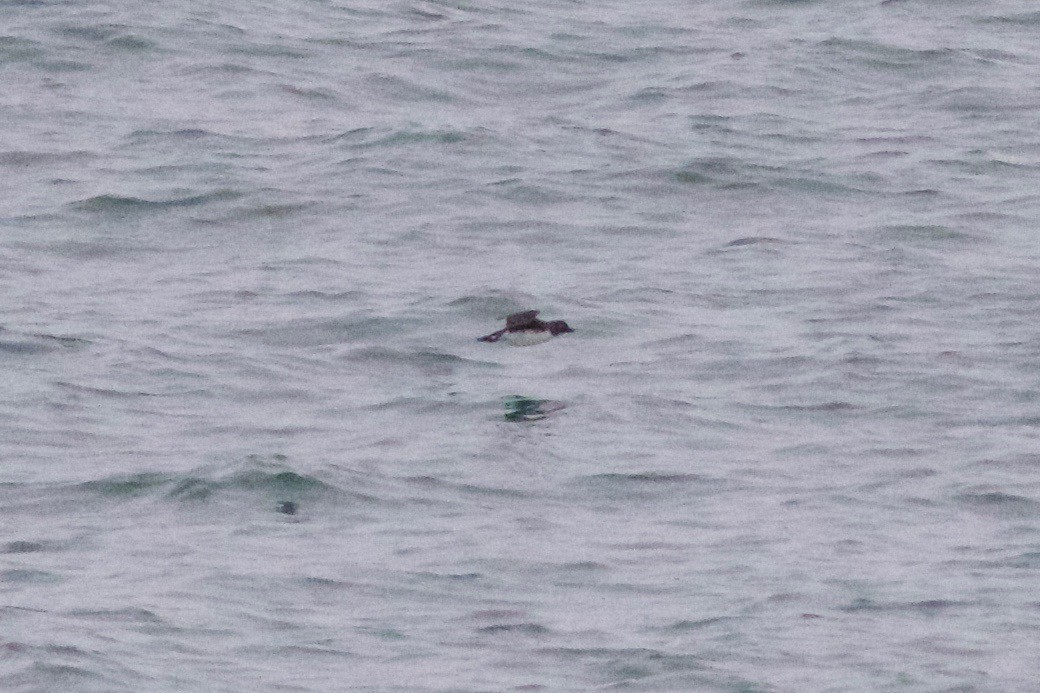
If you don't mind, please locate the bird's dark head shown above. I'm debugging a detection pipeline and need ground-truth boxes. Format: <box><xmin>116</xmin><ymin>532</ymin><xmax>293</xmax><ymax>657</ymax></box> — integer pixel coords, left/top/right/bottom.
<box><xmin>547</xmin><ymin>320</ymin><xmax>574</xmax><ymax>336</ymax></box>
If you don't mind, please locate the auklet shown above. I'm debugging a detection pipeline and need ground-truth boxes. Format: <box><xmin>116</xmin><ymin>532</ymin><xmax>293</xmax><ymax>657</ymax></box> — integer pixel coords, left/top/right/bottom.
<box><xmin>478</xmin><ymin>310</ymin><xmax>574</xmax><ymax>346</ymax></box>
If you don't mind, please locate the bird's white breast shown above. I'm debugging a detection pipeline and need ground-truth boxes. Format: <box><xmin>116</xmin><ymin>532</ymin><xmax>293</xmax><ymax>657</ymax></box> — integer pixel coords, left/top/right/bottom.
<box><xmin>503</xmin><ymin>330</ymin><xmax>552</xmax><ymax>347</ymax></box>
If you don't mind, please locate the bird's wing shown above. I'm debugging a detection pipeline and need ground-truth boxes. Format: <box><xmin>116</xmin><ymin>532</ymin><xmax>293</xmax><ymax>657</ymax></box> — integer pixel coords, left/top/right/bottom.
<box><xmin>506</xmin><ymin>310</ymin><xmax>539</xmax><ymax>328</ymax></box>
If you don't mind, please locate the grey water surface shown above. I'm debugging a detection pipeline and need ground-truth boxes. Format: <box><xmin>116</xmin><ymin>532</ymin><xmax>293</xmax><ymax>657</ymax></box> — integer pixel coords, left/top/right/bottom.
<box><xmin>4</xmin><ymin>0</ymin><xmax>1040</xmax><ymax>690</ymax></box>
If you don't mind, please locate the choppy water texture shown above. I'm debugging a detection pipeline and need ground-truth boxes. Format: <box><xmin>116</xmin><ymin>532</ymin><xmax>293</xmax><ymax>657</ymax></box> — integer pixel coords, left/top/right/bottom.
<box><xmin>4</xmin><ymin>0</ymin><xmax>1040</xmax><ymax>690</ymax></box>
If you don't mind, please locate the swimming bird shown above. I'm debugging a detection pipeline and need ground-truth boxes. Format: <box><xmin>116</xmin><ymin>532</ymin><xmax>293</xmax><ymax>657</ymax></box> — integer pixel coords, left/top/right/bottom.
<box><xmin>478</xmin><ymin>310</ymin><xmax>574</xmax><ymax>346</ymax></box>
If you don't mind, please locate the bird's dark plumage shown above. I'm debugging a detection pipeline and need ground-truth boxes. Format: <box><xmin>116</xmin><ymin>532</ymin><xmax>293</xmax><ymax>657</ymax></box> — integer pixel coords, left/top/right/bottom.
<box><xmin>478</xmin><ymin>310</ymin><xmax>574</xmax><ymax>344</ymax></box>
<box><xmin>506</xmin><ymin>310</ymin><xmax>540</xmax><ymax>329</ymax></box>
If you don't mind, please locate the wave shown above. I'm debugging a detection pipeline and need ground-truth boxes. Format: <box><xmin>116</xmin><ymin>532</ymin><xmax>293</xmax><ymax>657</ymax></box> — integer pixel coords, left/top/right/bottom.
<box><xmin>70</xmin><ymin>190</ymin><xmax>244</xmax><ymax>213</ymax></box>
<box><xmin>76</xmin><ymin>458</ymin><xmax>344</xmax><ymax>506</ymax></box>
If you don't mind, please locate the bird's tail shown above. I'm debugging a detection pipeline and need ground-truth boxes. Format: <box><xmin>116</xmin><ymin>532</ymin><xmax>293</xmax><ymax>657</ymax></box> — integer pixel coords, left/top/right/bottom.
<box><xmin>478</xmin><ymin>329</ymin><xmax>506</xmax><ymax>342</ymax></box>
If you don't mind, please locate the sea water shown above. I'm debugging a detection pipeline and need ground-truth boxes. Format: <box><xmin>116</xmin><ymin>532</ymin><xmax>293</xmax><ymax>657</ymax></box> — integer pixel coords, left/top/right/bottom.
<box><xmin>3</xmin><ymin>0</ymin><xmax>1040</xmax><ymax>690</ymax></box>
